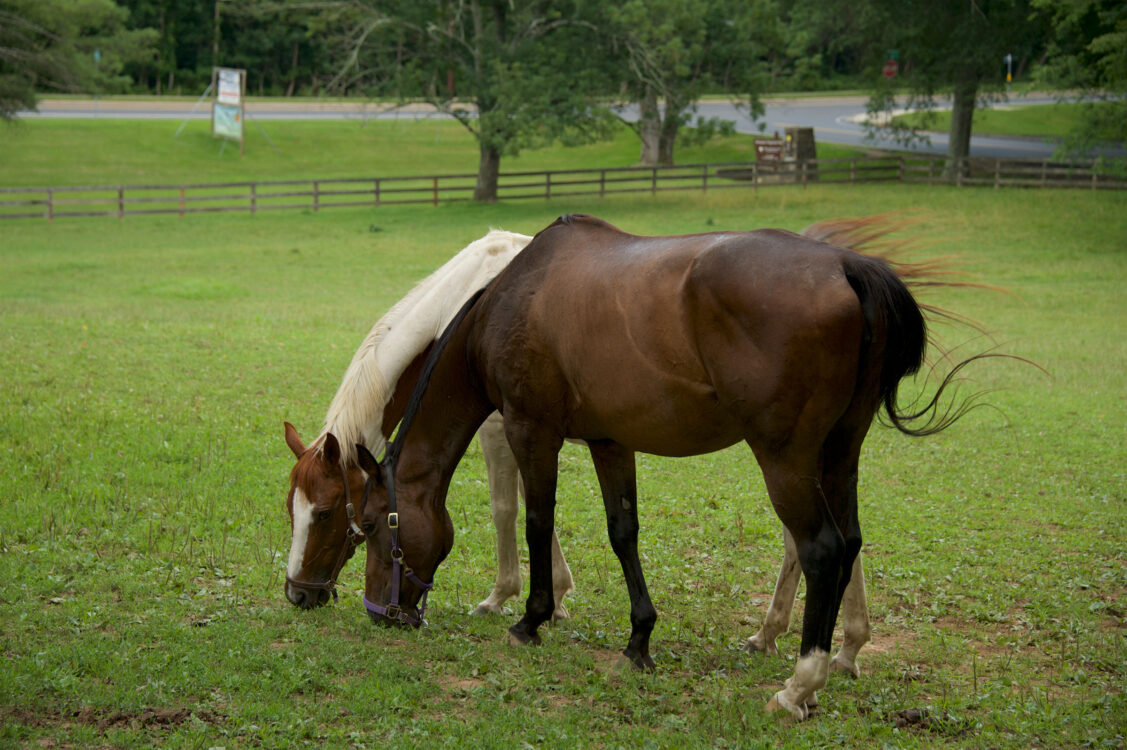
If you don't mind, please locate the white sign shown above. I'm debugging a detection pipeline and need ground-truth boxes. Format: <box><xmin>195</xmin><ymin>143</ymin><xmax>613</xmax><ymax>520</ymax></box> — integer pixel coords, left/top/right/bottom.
<box><xmin>217</xmin><ymin>68</ymin><xmax>243</xmax><ymax>106</ymax></box>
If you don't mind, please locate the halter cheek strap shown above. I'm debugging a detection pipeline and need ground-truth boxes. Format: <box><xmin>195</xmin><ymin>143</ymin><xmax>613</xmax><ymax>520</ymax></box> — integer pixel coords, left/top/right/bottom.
<box><xmin>362</xmin><ymin>455</ymin><xmax>434</xmax><ymax>627</ymax></box>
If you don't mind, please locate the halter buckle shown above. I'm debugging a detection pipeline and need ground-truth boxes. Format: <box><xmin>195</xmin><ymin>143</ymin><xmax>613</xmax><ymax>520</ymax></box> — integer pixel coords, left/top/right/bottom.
<box><xmin>384</xmin><ymin>604</ymin><xmax>402</xmax><ymax>620</ymax></box>
<box><xmin>388</xmin><ymin>512</ymin><xmax>399</xmax><ymax>529</ymax></box>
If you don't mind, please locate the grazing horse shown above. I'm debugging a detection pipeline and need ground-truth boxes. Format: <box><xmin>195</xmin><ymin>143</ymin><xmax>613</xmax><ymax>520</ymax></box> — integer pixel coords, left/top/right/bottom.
<box><xmin>283</xmin><ymin>230</ymin><xmax>576</xmax><ymax>617</ymax></box>
<box><xmin>356</xmin><ymin>214</ymin><xmax>981</xmax><ymax>720</ymax></box>
<box><xmin>281</xmin><ymin>226</ymin><xmax>874</xmax><ymax>681</ymax></box>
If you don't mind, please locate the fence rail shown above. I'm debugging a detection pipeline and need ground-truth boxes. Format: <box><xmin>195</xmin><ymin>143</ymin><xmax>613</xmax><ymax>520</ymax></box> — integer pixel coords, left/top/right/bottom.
<box><xmin>2</xmin><ymin>155</ymin><xmax>1123</xmax><ymax>221</ymax></box>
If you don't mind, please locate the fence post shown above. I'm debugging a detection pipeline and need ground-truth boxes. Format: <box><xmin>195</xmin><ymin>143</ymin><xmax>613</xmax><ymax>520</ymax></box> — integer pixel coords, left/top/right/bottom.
<box><xmin>801</xmin><ymin>160</ymin><xmax>807</xmax><ymax>190</ymax></box>
<box><xmin>1092</xmin><ymin>168</ymin><xmax>1098</xmax><ymax>190</ymax></box>
<box><xmin>701</xmin><ymin>165</ymin><xmax>708</xmax><ymax>193</ymax></box>
<box><xmin>46</xmin><ymin>189</ymin><xmax>53</xmax><ymax>222</ymax></box>
<box><xmin>117</xmin><ymin>187</ymin><xmax>124</xmax><ymax>219</ymax></box>
<box><xmin>313</xmin><ymin>181</ymin><xmax>320</xmax><ymax>212</ymax></box>
<box><xmin>850</xmin><ymin>160</ymin><xmax>856</xmax><ymax>185</ymax></box>
<box><xmin>600</xmin><ymin>170</ymin><xmax>606</xmax><ymax>197</ymax></box>
<box><xmin>374</xmin><ymin>178</ymin><xmax>381</xmax><ymax>205</ymax></box>
<box><xmin>432</xmin><ymin>177</ymin><xmax>439</xmax><ymax>207</ymax></box>
<box><xmin>994</xmin><ymin>159</ymin><xmax>1001</xmax><ymax>189</ymax></box>
<box><xmin>546</xmin><ymin>172</ymin><xmax>551</xmax><ymax>200</ymax></box>
<box><xmin>899</xmin><ymin>156</ymin><xmax>905</xmax><ymax>183</ymax></box>
<box><xmin>652</xmin><ymin>167</ymin><xmax>658</xmax><ymax>195</ymax></box>
<box><xmin>753</xmin><ymin>163</ymin><xmax>759</xmax><ymax>194</ymax></box>
<box><xmin>1041</xmin><ymin>160</ymin><xmax>1047</xmax><ymax>188</ymax></box>
<box><xmin>250</xmin><ymin>183</ymin><xmax>257</xmax><ymax>215</ymax></box>
<box><xmin>179</xmin><ymin>187</ymin><xmax>185</xmax><ymax>218</ymax></box>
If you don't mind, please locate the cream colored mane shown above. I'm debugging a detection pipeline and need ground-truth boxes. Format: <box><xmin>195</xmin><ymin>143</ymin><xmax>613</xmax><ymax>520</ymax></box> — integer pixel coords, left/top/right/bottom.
<box><xmin>317</xmin><ymin>229</ymin><xmax>532</xmax><ymax>464</ymax></box>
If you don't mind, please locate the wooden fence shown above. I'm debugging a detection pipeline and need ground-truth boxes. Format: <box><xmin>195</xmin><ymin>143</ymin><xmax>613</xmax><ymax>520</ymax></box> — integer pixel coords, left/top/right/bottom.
<box><xmin>1</xmin><ymin>155</ymin><xmax>1122</xmax><ymax>221</ymax></box>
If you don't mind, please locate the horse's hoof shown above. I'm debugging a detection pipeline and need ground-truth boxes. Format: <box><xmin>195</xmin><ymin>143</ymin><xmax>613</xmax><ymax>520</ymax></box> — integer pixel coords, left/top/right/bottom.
<box><xmin>550</xmin><ymin>605</ymin><xmax>570</xmax><ymax>622</ymax></box>
<box><xmin>830</xmin><ymin>655</ymin><xmax>860</xmax><ymax>679</ymax></box>
<box><xmin>765</xmin><ymin>692</ymin><xmax>807</xmax><ymax>721</ymax></box>
<box><xmin>617</xmin><ymin>650</ymin><xmax>656</xmax><ymax>672</ymax></box>
<box><xmin>744</xmin><ymin>635</ymin><xmax>778</xmax><ymax>655</ymax></box>
<box><xmin>506</xmin><ymin>627</ymin><xmax>541</xmax><ymax>648</ymax></box>
<box><xmin>472</xmin><ymin>603</ymin><xmax>504</xmax><ymax>616</ymax></box>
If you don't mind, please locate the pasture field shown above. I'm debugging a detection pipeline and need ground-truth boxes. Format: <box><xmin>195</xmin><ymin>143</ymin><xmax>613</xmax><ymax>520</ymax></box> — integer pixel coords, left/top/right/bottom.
<box><xmin>0</xmin><ymin>184</ymin><xmax>1124</xmax><ymax>748</ymax></box>
<box><xmin>0</xmin><ymin>118</ymin><xmax>862</xmax><ymax>189</ymax></box>
<box><xmin>891</xmin><ymin>100</ymin><xmax>1122</xmax><ymax>141</ymax></box>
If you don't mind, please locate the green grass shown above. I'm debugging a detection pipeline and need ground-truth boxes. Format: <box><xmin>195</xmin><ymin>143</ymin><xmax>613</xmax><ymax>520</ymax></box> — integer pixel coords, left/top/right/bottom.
<box><xmin>892</xmin><ymin>100</ymin><xmax>1122</xmax><ymax>141</ymax></box>
<box><xmin>0</xmin><ymin>118</ymin><xmax>862</xmax><ymax>189</ymax></box>
<box><xmin>0</xmin><ymin>177</ymin><xmax>1125</xmax><ymax>746</ymax></box>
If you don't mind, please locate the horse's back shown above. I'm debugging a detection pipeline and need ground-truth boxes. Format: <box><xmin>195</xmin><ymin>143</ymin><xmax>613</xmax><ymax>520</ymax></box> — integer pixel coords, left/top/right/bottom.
<box><xmin>472</xmin><ymin>216</ymin><xmax>867</xmax><ymax>455</ymax></box>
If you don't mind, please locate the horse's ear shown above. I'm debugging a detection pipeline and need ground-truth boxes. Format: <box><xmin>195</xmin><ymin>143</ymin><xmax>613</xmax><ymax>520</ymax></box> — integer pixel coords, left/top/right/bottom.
<box><xmin>355</xmin><ymin>444</ymin><xmax>382</xmax><ymax>482</ymax></box>
<box><xmin>284</xmin><ymin>421</ymin><xmax>305</xmax><ymax>459</ymax></box>
<box><xmin>322</xmin><ymin>432</ymin><xmax>342</xmax><ymax>465</ymax></box>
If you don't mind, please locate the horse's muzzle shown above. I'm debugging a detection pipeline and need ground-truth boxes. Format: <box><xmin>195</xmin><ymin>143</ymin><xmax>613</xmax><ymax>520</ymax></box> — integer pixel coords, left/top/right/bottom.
<box><xmin>285</xmin><ymin>582</ymin><xmax>331</xmax><ymax>609</ymax></box>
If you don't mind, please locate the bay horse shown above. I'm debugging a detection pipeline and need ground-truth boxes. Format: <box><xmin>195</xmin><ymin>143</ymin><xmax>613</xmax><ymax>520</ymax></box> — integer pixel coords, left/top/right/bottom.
<box><xmin>282</xmin><ymin>227</ymin><xmax>873</xmax><ymax>681</ymax></box>
<box><xmin>355</xmin><ymin>214</ymin><xmax>979</xmax><ymax>720</ymax></box>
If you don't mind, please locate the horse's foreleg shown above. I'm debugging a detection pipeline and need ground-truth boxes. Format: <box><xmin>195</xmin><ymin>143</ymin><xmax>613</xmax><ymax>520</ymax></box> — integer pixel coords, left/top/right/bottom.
<box><xmin>474</xmin><ymin>415</ymin><xmax>522</xmax><ymax>615</ymax></box>
<box><xmin>503</xmin><ymin>420</ymin><xmax>561</xmax><ymax>648</ymax></box>
<box><xmin>588</xmin><ymin>440</ymin><xmax>656</xmax><ymax>671</ymax></box>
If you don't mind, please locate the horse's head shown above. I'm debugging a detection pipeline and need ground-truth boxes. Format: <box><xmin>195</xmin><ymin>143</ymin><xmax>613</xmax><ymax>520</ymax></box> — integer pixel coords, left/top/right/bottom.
<box><xmin>283</xmin><ymin>422</ymin><xmax>368</xmax><ymax>609</ymax></box>
<box><xmin>355</xmin><ymin>445</ymin><xmax>453</xmax><ymax>628</ymax></box>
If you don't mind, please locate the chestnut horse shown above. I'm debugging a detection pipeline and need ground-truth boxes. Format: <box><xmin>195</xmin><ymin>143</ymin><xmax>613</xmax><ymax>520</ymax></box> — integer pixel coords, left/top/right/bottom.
<box><xmin>283</xmin><ymin>230</ymin><xmax>575</xmax><ymax>617</ymax></box>
<box><xmin>281</xmin><ymin>227</ymin><xmax>873</xmax><ymax>680</ymax></box>
<box><xmin>355</xmin><ymin>214</ymin><xmax>978</xmax><ymax>720</ymax></box>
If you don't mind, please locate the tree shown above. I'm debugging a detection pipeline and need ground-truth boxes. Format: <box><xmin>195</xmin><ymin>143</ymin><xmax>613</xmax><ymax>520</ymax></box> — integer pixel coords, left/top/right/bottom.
<box><xmin>1033</xmin><ymin>0</ymin><xmax>1126</xmax><ymax>161</ymax></box>
<box><xmin>309</xmin><ymin>0</ymin><xmax>617</xmax><ymax>202</ymax></box>
<box><xmin>606</xmin><ymin>0</ymin><xmax>782</xmax><ymax>166</ymax></box>
<box><xmin>0</xmin><ymin>0</ymin><xmax>157</xmax><ymax>118</ymax></box>
<box><xmin>864</xmin><ymin>0</ymin><xmax>1047</xmax><ymax>178</ymax></box>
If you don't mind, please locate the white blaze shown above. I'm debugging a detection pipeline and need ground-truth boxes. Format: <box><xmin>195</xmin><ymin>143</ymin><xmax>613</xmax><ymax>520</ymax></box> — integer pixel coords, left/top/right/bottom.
<box><xmin>286</xmin><ymin>488</ymin><xmax>315</xmax><ymax>580</ymax></box>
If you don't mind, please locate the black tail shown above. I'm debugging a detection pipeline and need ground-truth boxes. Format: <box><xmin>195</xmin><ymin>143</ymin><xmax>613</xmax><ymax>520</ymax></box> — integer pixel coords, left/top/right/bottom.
<box><xmin>806</xmin><ymin>215</ymin><xmax>1029</xmax><ymax>437</ymax></box>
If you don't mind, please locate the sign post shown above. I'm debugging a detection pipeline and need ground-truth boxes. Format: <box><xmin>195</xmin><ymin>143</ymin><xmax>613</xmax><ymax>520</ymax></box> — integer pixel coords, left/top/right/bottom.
<box><xmin>211</xmin><ymin>67</ymin><xmax>246</xmax><ymax>156</ymax></box>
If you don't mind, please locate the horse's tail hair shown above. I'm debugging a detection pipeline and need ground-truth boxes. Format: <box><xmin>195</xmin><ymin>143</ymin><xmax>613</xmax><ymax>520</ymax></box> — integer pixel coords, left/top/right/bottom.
<box><xmin>816</xmin><ymin>215</ymin><xmax>1020</xmax><ymax>437</ymax></box>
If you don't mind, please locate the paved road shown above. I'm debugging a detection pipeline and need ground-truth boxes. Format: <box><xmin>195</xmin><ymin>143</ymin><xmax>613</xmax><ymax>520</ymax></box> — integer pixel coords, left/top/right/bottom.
<box><xmin>20</xmin><ymin>94</ymin><xmax>1091</xmax><ymax>160</ymax></box>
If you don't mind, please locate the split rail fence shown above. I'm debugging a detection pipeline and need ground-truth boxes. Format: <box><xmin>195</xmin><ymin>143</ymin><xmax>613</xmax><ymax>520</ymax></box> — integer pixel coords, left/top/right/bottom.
<box><xmin>1</xmin><ymin>155</ymin><xmax>1122</xmax><ymax>221</ymax></box>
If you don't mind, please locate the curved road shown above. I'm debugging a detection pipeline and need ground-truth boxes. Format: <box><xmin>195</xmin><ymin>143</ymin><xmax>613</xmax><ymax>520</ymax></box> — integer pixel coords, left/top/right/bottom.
<box><xmin>20</xmin><ymin>94</ymin><xmax>1093</xmax><ymax>160</ymax></box>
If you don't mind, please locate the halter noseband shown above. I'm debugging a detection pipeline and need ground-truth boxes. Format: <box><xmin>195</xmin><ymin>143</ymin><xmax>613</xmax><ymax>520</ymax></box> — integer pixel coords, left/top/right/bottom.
<box><xmin>285</xmin><ymin>461</ymin><xmax>369</xmax><ymax>601</ymax></box>
<box><xmin>362</xmin><ymin>454</ymin><xmax>434</xmax><ymax>627</ymax></box>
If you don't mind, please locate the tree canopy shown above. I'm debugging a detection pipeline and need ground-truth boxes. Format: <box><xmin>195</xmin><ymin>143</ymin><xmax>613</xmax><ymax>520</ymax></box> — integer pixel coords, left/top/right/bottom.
<box><xmin>3</xmin><ymin>0</ymin><xmax>1124</xmax><ymax>184</ymax></box>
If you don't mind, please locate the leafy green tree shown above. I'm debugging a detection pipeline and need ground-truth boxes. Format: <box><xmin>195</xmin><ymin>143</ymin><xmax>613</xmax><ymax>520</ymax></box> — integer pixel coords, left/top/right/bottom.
<box><xmin>307</xmin><ymin>0</ymin><xmax>617</xmax><ymax>202</ymax></box>
<box><xmin>606</xmin><ymin>0</ymin><xmax>782</xmax><ymax>166</ymax></box>
<box><xmin>865</xmin><ymin>0</ymin><xmax>1047</xmax><ymax>178</ymax></box>
<box><xmin>0</xmin><ymin>0</ymin><xmax>157</xmax><ymax>117</ymax></box>
<box><xmin>1033</xmin><ymin>0</ymin><xmax>1126</xmax><ymax>160</ymax></box>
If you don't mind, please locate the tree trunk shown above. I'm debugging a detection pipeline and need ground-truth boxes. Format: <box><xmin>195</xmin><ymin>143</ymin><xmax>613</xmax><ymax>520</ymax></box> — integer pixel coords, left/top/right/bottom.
<box><xmin>943</xmin><ymin>73</ymin><xmax>977</xmax><ymax>182</ymax></box>
<box><xmin>286</xmin><ymin>41</ymin><xmax>299</xmax><ymax>97</ymax></box>
<box><xmin>474</xmin><ymin>143</ymin><xmax>501</xmax><ymax>202</ymax></box>
<box><xmin>657</xmin><ymin>106</ymin><xmax>680</xmax><ymax>167</ymax></box>
<box><xmin>638</xmin><ymin>86</ymin><xmax>661</xmax><ymax>166</ymax></box>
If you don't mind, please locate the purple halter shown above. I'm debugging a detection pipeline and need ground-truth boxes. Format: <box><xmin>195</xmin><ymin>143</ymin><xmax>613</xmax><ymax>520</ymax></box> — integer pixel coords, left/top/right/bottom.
<box><xmin>362</xmin><ymin>454</ymin><xmax>434</xmax><ymax>627</ymax></box>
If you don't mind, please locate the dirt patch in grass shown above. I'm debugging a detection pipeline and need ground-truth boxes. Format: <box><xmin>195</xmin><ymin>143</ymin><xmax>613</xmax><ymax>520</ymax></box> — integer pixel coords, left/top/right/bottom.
<box><xmin>3</xmin><ymin>705</ymin><xmax>224</xmax><ymax>732</ymax></box>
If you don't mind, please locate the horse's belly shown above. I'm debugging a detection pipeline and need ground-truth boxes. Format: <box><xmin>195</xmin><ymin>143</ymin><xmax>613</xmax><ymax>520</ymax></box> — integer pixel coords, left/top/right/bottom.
<box><xmin>564</xmin><ymin>380</ymin><xmax>745</xmax><ymax>457</ymax></box>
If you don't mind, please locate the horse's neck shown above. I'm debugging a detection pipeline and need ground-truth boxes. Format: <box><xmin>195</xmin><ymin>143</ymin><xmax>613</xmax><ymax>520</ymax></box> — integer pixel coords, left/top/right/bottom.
<box><xmin>394</xmin><ymin>320</ymin><xmax>495</xmax><ymax>495</ymax></box>
<box><xmin>319</xmin><ymin>230</ymin><xmax>531</xmax><ymax>462</ymax></box>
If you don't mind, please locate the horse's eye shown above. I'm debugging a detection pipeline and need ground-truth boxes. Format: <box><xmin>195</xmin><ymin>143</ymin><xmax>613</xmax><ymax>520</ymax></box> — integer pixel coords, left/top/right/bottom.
<box><xmin>317</xmin><ymin>509</ymin><xmax>332</xmax><ymax>522</ymax></box>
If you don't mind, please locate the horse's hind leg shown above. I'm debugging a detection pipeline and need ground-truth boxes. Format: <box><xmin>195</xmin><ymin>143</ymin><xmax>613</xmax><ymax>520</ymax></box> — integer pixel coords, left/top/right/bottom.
<box><xmin>474</xmin><ymin>415</ymin><xmax>574</xmax><ymax>619</ymax></box>
<box><xmin>747</xmin><ymin>525</ymin><xmax>870</xmax><ymax>678</ymax></box>
<box><xmin>746</xmin><ymin>527</ymin><xmax>801</xmax><ymax>655</ymax></box>
<box><xmin>588</xmin><ymin>439</ymin><xmax>657</xmax><ymax>670</ymax></box>
<box><xmin>831</xmin><ymin>552</ymin><xmax>870</xmax><ymax>678</ymax></box>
